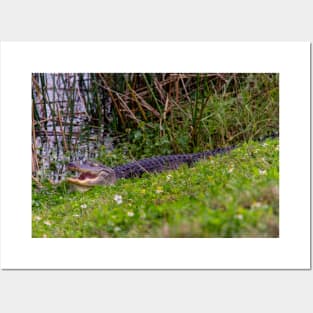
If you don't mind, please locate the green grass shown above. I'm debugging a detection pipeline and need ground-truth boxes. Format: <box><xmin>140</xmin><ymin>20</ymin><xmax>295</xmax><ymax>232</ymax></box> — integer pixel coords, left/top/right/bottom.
<box><xmin>32</xmin><ymin>137</ymin><xmax>279</xmax><ymax>238</ymax></box>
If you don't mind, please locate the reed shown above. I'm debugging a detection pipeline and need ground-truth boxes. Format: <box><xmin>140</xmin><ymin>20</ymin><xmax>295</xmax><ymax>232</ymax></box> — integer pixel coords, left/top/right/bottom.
<box><xmin>32</xmin><ymin>73</ymin><xmax>279</xmax><ymax>180</ymax></box>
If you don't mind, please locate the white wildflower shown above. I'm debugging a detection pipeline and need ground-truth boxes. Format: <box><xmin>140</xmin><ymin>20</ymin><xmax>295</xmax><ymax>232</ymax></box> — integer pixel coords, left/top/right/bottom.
<box><xmin>262</xmin><ymin>142</ymin><xmax>268</xmax><ymax>147</ymax></box>
<box><xmin>127</xmin><ymin>211</ymin><xmax>134</xmax><ymax>217</ymax></box>
<box><xmin>73</xmin><ymin>214</ymin><xmax>80</xmax><ymax>218</ymax></box>
<box><xmin>259</xmin><ymin>169</ymin><xmax>267</xmax><ymax>175</ymax></box>
<box><xmin>252</xmin><ymin>202</ymin><xmax>262</xmax><ymax>209</ymax></box>
<box><xmin>43</xmin><ymin>221</ymin><xmax>51</xmax><ymax>226</ymax></box>
<box><xmin>80</xmin><ymin>204</ymin><xmax>87</xmax><ymax>209</ymax></box>
<box><xmin>34</xmin><ymin>216</ymin><xmax>41</xmax><ymax>221</ymax></box>
<box><xmin>228</xmin><ymin>166</ymin><xmax>234</xmax><ymax>173</ymax></box>
<box><xmin>156</xmin><ymin>187</ymin><xmax>163</xmax><ymax>194</ymax></box>
<box><xmin>114</xmin><ymin>194</ymin><xmax>123</xmax><ymax>204</ymax></box>
<box><xmin>166</xmin><ymin>174</ymin><xmax>173</xmax><ymax>181</ymax></box>
<box><xmin>114</xmin><ymin>226</ymin><xmax>121</xmax><ymax>232</ymax></box>
<box><xmin>235</xmin><ymin>214</ymin><xmax>243</xmax><ymax>220</ymax></box>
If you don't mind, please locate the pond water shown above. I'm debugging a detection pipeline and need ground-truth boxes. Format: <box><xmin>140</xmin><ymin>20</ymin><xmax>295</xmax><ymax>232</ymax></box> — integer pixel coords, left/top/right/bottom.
<box><xmin>32</xmin><ymin>73</ymin><xmax>114</xmax><ymax>182</ymax></box>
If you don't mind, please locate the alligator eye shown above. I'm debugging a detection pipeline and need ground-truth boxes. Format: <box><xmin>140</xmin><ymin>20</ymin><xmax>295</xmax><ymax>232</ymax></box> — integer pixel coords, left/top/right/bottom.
<box><xmin>67</xmin><ymin>162</ymin><xmax>77</xmax><ymax>170</ymax></box>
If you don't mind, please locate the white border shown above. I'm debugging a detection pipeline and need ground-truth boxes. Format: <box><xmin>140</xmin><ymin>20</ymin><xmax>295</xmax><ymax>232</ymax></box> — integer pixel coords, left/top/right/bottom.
<box><xmin>0</xmin><ymin>42</ymin><xmax>310</xmax><ymax>269</ymax></box>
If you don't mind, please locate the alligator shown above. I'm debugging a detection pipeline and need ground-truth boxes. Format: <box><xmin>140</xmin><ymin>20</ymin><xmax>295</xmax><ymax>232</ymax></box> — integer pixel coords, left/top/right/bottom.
<box><xmin>67</xmin><ymin>133</ymin><xmax>278</xmax><ymax>192</ymax></box>
<box><xmin>67</xmin><ymin>146</ymin><xmax>235</xmax><ymax>191</ymax></box>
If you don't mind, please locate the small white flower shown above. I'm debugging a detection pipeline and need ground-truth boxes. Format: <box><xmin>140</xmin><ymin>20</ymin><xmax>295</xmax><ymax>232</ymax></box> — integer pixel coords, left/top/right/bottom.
<box><xmin>34</xmin><ymin>216</ymin><xmax>41</xmax><ymax>221</ymax></box>
<box><xmin>228</xmin><ymin>167</ymin><xmax>234</xmax><ymax>173</ymax></box>
<box><xmin>43</xmin><ymin>221</ymin><xmax>51</xmax><ymax>226</ymax></box>
<box><xmin>156</xmin><ymin>187</ymin><xmax>163</xmax><ymax>194</ymax></box>
<box><xmin>114</xmin><ymin>226</ymin><xmax>121</xmax><ymax>232</ymax></box>
<box><xmin>166</xmin><ymin>174</ymin><xmax>173</xmax><ymax>181</ymax></box>
<box><xmin>80</xmin><ymin>204</ymin><xmax>87</xmax><ymax>209</ymax></box>
<box><xmin>262</xmin><ymin>142</ymin><xmax>268</xmax><ymax>147</ymax></box>
<box><xmin>235</xmin><ymin>214</ymin><xmax>243</xmax><ymax>220</ymax></box>
<box><xmin>73</xmin><ymin>214</ymin><xmax>80</xmax><ymax>218</ymax></box>
<box><xmin>259</xmin><ymin>169</ymin><xmax>267</xmax><ymax>175</ymax></box>
<box><xmin>127</xmin><ymin>211</ymin><xmax>134</xmax><ymax>217</ymax></box>
<box><xmin>252</xmin><ymin>202</ymin><xmax>262</xmax><ymax>209</ymax></box>
<box><xmin>114</xmin><ymin>194</ymin><xmax>123</xmax><ymax>204</ymax></box>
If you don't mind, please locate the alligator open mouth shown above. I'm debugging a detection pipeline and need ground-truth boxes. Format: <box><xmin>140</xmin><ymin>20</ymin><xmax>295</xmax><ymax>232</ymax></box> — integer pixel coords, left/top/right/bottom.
<box><xmin>67</xmin><ymin>161</ymin><xmax>104</xmax><ymax>188</ymax></box>
<box><xmin>67</xmin><ymin>161</ymin><xmax>117</xmax><ymax>191</ymax></box>
<box><xmin>67</xmin><ymin>171</ymin><xmax>99</xmax><ymax>186</ymax></box>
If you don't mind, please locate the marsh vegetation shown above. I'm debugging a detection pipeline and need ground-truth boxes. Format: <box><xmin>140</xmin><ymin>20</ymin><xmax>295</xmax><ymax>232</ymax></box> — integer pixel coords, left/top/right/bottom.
<box><xmin>32</xmin><ymin>73</ymin><xmax>279</xmax><ymax>237</ymax></box>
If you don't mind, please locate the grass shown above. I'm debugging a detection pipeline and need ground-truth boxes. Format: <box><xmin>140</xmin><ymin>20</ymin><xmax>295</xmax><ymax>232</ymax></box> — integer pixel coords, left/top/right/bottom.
<box><xmin>32</xmin><ymin>137</ymin><xmax>279</xmax><ymax>238</ymax></box>
<box><xmin>32</xmin><ymin>73</ymin><xmax>279</xmax><ymax>182</ymax></box>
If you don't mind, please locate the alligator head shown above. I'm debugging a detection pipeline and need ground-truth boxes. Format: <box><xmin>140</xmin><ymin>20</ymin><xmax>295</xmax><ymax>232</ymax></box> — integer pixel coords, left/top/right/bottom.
<box><xmin>67</xmin><ymin>161</ymin><xmax>116</xmax><ymax>192</ymax></box>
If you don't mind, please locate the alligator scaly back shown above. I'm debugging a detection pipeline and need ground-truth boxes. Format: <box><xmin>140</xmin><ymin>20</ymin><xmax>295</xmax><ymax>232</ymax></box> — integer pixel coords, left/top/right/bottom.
<box><xmin>112</xmin><ymin>131</ymin><xmax>279</xmax><ymax>179</ymax></box>
<box><xmin>113</xmin><ymin>146</ymin><xmax>236</xmax><ymax>179</ymax></box>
